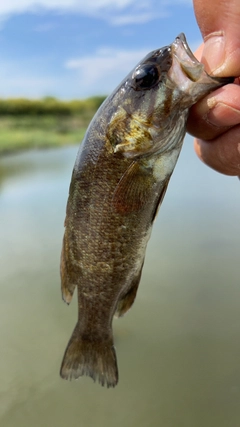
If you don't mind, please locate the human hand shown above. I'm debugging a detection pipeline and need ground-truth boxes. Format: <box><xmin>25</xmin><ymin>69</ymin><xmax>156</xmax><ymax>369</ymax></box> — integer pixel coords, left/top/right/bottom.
<box><xmin>186</xmin><ymin>0</ymin><xmax>240</xmax><ymax>176</ymax></box>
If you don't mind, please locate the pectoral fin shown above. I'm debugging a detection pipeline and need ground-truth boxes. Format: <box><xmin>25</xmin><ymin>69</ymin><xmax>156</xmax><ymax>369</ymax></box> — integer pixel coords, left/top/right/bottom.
<box><xmin>112</xmin><ymin>161</ymin><xmax>155</xmax><ymax>214</ymax></box>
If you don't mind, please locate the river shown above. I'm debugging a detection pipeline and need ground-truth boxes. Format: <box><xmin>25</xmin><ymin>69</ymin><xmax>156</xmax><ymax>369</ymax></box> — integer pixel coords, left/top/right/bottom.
<box><xmin>0</xmin><ymin>138</ymin><xmax>240</xmax><ymax>427</ymax></box>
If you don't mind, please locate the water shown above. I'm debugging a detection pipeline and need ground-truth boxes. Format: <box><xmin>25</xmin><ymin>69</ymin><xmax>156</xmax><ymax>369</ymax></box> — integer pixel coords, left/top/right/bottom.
<box><xmin>0</xmin><ymin>139</ymin><xmax>240</xmax><ymax>427</ymax></box>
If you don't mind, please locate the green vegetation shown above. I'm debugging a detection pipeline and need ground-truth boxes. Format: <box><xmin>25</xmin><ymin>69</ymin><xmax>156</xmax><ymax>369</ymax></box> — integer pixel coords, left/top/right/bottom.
<box><xmin>0</xmin><ymin>96</ymin><xmax>106</xmax><ymax>155</ymax></box>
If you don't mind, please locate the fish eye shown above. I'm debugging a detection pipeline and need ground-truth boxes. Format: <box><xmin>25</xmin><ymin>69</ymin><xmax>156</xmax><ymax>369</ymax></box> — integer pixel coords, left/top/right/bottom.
<box><xmin>132</xmin><ymin>64</ymin><xmax>160</xmax><ymax>90</ymax></box>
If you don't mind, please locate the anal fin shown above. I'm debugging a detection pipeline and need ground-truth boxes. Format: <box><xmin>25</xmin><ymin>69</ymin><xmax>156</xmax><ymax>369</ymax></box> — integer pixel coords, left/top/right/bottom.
<box><xmin>115</xmin><ymin>262</ymin><xmax>144</xmax><ymax>318</ymax></box>
<box><xmin>60</xmin><ymin>234</ymin><xmax>76</xmax><ymax>304</ymax></box>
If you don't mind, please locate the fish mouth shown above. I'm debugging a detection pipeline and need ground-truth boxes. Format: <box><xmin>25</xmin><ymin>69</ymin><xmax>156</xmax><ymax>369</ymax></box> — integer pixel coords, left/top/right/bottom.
<box><xmin>176</xmin><ymin>33</ymin><xmax>196</xmax><ymax>61</ymax></box>
<box><xmin>172</xmin><ymin>33</ymin><xmax>204</xmax><ymax>82</ymax></box>
<box><xmin>172</xmin><ymin>33</ymin><xmax>234</xmax><ymax>85</ymax></box>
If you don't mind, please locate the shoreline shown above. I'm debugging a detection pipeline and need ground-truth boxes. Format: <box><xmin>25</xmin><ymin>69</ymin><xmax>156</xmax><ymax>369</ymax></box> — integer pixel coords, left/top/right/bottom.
<box><xmin>0</xmin><ymin>96</ymin><xmax>106</xmax><ymax>156</ymax></box>
<box><xmin>0</xmin><ymin>116</ymin><xmax>87</xmax><ymax>156</ymax></box>
<box><xmin>0</xmin><ymin>140</ymin><xmax>81</xmax><ymax>157</ymax></box>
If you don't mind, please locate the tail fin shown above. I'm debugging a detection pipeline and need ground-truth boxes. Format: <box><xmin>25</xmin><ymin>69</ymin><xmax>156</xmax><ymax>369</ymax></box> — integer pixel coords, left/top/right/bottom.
<box><xmin>60</xmin><ymin>325</ymin><xmax>118</xmax><ymax>388</ymax></box>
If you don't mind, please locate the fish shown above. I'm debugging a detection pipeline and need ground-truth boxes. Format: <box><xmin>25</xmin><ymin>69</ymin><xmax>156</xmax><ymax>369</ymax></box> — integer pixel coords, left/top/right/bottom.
<box><xmin>60</xmin><ymin>33</ymin><xmax>233</xmax><ymax>387</ymax></box>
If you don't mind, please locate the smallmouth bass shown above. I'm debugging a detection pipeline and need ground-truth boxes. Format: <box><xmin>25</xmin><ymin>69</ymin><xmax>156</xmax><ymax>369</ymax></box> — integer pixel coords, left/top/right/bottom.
<box><xmin>60</xmin><ymin>34</ymin><xmax>233</xmax><ymax>387</ymax></box>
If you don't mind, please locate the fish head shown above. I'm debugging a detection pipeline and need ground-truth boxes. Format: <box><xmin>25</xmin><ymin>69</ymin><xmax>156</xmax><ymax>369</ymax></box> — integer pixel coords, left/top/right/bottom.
<box><xmin>108</xmin><ymin>33</ymin><xmax>233</xmax><ymax>158</ymax></box>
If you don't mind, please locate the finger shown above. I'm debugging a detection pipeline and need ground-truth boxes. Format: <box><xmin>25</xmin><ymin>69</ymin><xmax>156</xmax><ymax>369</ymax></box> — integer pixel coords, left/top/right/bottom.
<box><xmin>187</xmin><ymin>83</ymin><xmax>240</xmax><ymax>140</ymax></box>
<box><xmin>194</xmin><ymin>126</ymin><xmax>240</xmax><ymax>176</ymax></box>
<box><xmin>193</xmin><ymin>0</ymin><xmax>240</xmax><ymax>76</ymax></box>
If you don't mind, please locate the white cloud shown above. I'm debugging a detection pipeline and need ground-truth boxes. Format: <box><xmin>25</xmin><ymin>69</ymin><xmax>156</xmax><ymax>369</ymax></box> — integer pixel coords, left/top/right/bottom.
<box><xmin>64</xmin><ymin>36</ymin><xmax>203</xmax><ymax>97</ymax></box>
<box><xmin>161</xmin><ymin>0</ymin><xmax>192</xmax><ymax>4</ymax></box>
<box><xmin>65</xmin><ymin>47</ymin><xmax>149</xmax><ymax>94</ymax></box>
<box><xmin>0</xmin><ymin>59</ymin><xmax>64</xmax><ymax>98</ymax></box>
<box><xmin>110</xmin><ymin>11</ymin><xmax>167</xmax><ymax>26</ymax></box>
<box><xmin>0</xmin><ymin>39</ymin><xmax>203</xmax><ymax>99</ymax></box>
<box><xmin>0</xmin><ymin>0</ymin><xmax>136</xmax><ymax>16</ymax></box>
<box><xmin>34</xmin><ymin>22</ymin><xmax>58</xmax><ymax>32</ymax></box>
<box><xmin>0</xmin><ymin>0</ymin><xmax>192</xmax><ymax>25</ymax></box>
<box><xmin>0</xmin><ymin>47</ymin><xmax>151</xmax><ymax>98</ymax></box>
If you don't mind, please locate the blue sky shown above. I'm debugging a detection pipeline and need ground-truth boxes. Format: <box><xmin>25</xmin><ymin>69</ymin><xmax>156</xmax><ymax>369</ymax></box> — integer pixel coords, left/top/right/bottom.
<box><xmin>0</xmin><ymin>1</ymin><xmax>202</xmax><ymax>99</ymax></box>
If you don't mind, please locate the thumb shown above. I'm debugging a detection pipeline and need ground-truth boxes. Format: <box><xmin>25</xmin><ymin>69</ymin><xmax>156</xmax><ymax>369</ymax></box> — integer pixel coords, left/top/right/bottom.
<box><xmin>193</xmin><ymin>0</ymin><xmax>240</xmax><ymax>76</ymax></box>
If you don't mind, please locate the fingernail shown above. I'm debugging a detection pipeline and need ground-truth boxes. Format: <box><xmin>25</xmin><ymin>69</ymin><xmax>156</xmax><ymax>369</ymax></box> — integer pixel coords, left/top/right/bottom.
<box><xmin>206</xmin><ymin>99</ymin><xmax>240</xmax><ymax>127</ymax></box>
<box><xmin>202</xmin><ymin>34</ymin><xmax>226</xmax><ymax>75</ymax></box>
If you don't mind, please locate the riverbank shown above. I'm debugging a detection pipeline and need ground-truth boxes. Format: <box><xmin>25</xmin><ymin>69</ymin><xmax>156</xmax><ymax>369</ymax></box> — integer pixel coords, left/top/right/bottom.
<box><xmin>0</xmin><ymin>96</ymin><xmax>105</xmax><ymax>155</ymax></box>
<box><xmin>0</xmin><ymin>115</ymin><xmax>86</xmax><ymax>155</ymax></box>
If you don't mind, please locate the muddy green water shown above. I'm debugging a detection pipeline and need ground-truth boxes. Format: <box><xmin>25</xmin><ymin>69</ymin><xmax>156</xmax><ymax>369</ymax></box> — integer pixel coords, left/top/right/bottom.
<box><xmin>0</xmin><ymin>138</ymin><xmax>240</xmax><ymax>427</ymax></box>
